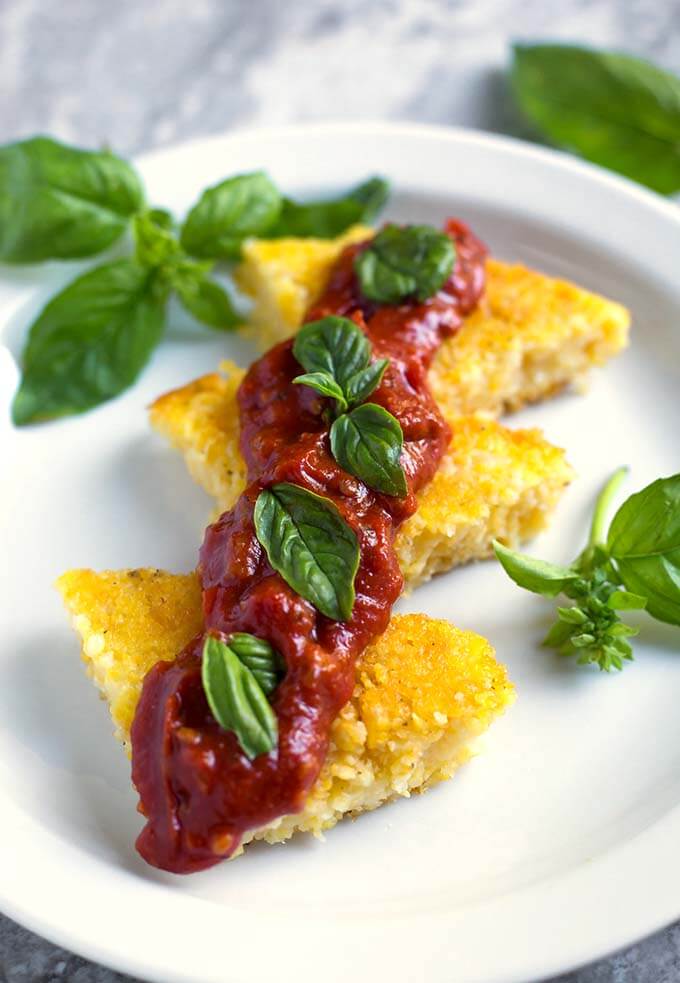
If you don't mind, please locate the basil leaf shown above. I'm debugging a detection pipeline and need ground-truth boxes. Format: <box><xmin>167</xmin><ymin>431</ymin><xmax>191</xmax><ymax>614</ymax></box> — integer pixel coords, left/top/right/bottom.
<box><xmin>293</xmin><ymin>371</ymin><xmax>347</xmax><ymax>410</ymax></box>
<box><xmin>330</xmin><ymin>403</ymin><xmax>407</xmax><ymax>498</ymax></box>
<box><xmin>493</xmin><ymin>540</ymin><xmax>580</xmax><ymax>597</ymax></box>
<box><xmin>12</xmin><ymin>258</ymin><xmax>166</xmax><ymax>424</ymax></box>
<box><xmin>254</xmin><ymin>482</ymin><xmax>359</xmax><ymax>621</ymax></box>
<box><xmin>542</xmin><ymin>619</ymin><xmax>576</xmax><ymax>648</ymax></box>
<box><xmin>607</xmin><ymin>590</ymin><xmax>648</xmax><ymax>611</ymax></box>
<box><xmin>345</xmin><ymin>358</ymin><xmax>389</xmax><ymax>407</ymax></box>
<box><xmin>557</xmin><ymin>606</ymin><xmax>588</xmax><ymax>625</ymax></box>
<box><xmin>355</xmin><ymin>224</ymin><xmax>456</xmax><ymax>304</ymax></box>
<box><xmin>0</xmin><ymin>136</ymin><xmax>144</xmax><ymax>263</ymax></box>
<box><xmin>174</xmin><ymin>269</ymin><xmax>240</xmax><ymax>331</ymax></box>
<box><xmin>271</xmin><ymin>176</ymin><xmax>389</xmax><ymax>238</ymax></box>
<box><xmin>180</xmin><ymin>171</ymin><xmax>281</xmax><ymax>260</ymax></box>
<box><xmin>201</xmin><ymin>635</ymin><xmax>278</xmax><ymax>760</ymax></box>
<box><xmin>228</xmin><ymin>632</ymin><xmax>284</xmax><ymax>696</ymax></box>
<box><xmin>511</xmin><ymin>44</ymin><xmax>680</xmax><ymax>195</ymax></box>
<box><xmin>607</xmin><ymin>475</ymin><xmax>680</xmax><ymax>625</ymax></box>
<box><xmin>133</xmin><ymin>209</ymin><xmax>180</xmax><ymax>268</ymax></box>
<box><xmin>293</xmin><ymin>316</ymin><xmax>370</xmax><ymax>390</ymax></box>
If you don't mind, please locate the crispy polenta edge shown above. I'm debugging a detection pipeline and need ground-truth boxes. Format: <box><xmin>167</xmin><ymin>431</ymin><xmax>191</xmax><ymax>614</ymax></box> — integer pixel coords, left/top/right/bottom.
<box><xmin>57</xmin><ymin>568</ymin><xmax>514</xmax><ymax>850</ymax></box>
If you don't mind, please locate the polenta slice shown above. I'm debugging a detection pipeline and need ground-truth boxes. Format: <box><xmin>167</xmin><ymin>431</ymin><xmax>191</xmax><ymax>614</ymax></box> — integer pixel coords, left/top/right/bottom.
<box><xmin>150</xmin><ymin>365</ymin><xmax>573</xmax><ymax>590</ymax></box>
<box><xmin>236</xmin><ymin>232</ymin><xmax>630</xmax><ymax>416</ymax></box>
<box><xmin>57</xmin><ymin>569</ymin><xmax>514</xmax><ymax>851</ymax></box>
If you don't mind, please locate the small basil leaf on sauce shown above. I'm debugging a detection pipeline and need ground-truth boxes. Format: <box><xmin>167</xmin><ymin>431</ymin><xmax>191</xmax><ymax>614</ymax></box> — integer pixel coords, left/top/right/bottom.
<box><xmin>293</xmin><ymin>371</ymin><xmax>348</xmax><ymax>411</ymax></box>
<box><xmin>270</xmin><ymin>177</ymin><xmax>389</xmax><ymax>238</ymax></box>
<box><xmin>201</xmin><ymin>635</ymin><xmax>278</xmax><ymax>760</ymax></box>
<box><xmin>12</xmin><ymin>258</ymin><xmax>167</xmax><ymax>425</ymax></box>
<box><xmin>511</xmin><ymin>44</ymin><xmax>680</xmax><ymax>195</ymax></box>
<box><xmin>607</xmin><ymin>474</ymin><xmax>680</xmax><ymax>625</ymax></box>
<box><xmin>0</xmin><ymin>136</ymin><xmax>145</xmax><ymax>264</ymax></box>
<box><xmin>293</xmin><ymin>316</ymin><xmax>371</xmax><ymax>391</ymax></box>
<box><xmin>173</xmin><ymin>268</ymin><xmax>240</xmax><ymax>330</ymax></box>
<box><xmin>330</xmin><ymin>403</ymin><xmax>408</xmax><ymax>498</ymax></box>
<box><xmin>492</xmin><ymin>541</ymin><xmax>580</xmax><ymax>597</ymax></box>
<box><xmin>227</xmin><ymin>632</ymin><xmax>285</xmax><ymax>696</ymax></box>
<box><xmin>254</xmin><ymin>482</ymin><xmax>359</xmax><ymax>622</ymax></box>
<box><xmin>344</xmin><ymin>358</ymin><xmax>389</xmax><ymax>407</ymax></box>
<box><xmin>180</xmin><ymin>171</ymin><xmax>282</xmax><ymax>260</ymax></box>
<box><xmin>355</xmin><ymin>225</ymin><xmax>456</xmax><ymax>304</ymax></box>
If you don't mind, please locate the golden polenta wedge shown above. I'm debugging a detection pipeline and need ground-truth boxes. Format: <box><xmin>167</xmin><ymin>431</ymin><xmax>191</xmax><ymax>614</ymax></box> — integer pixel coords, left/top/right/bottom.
<box><xmin>235</xmin><ymin>231</ymin><xmax>630</xmax><ymax>416</ymax></box>
<box><xmin>57</xmin><ymin>568</ymin><xmax>514</xmax><ymax>850</ymax></box>
<box><xmin>150</xmin><ymin>364</ymin><xmax>573</xmax><ymax>590</ymax></box>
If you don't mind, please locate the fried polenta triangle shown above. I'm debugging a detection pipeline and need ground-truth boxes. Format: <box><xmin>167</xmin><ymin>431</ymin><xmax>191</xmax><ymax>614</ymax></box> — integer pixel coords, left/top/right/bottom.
<box><xmin>58</xmin><ymin>570</ymin><xmax>513</xmax><ymax>852</ymax></box>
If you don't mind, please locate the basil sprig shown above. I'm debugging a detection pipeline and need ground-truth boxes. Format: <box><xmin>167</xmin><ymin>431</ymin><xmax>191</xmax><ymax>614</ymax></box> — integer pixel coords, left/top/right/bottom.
<box><xmin>201</xmin><ymin>633</ymin><xmax>282</xmax><ymax>759</ymax></box>
<box><xmin>0</xmin><ymin>137</ymin><xmax>144</xmax><ymax>263</ymax></box>
<box><xmin>11</xmin><ymin>210</ymin><xmax>239</xmax><ymax>424</ymax></box>
<box><xmin>494</xmin><ymin>468</ymin><xmax>680</xmax><ymax>672</ymax></box>
<box><xmin>254</xmin><ymin>482</ymin><xmax>360</xmax><ymax>622</ymax></box>
<box><xmin>510</xmin><ymin>44</ymin><xmax>680</xmax><ymax>195</ymax></box>
<box><xmin>292</xmin><ymin>316</ymin><xmax>406</xmax><ymax>497</ymax></box>
<box><xmin>355</xmin><ymin>224</ymin><xmax>456</xmax><ymax>304</ymax></box>
<box><xmin>2</xmin><ymin>134</ymin><xmax>390</xmax><ymax>426</ymax></box>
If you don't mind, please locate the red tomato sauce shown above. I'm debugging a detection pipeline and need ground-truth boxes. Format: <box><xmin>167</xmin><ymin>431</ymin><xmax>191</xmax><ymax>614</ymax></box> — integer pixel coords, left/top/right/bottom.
<box><xmin>130</xmin><ymin>220</ymin><xmax>487</xmax><ymax>873</ymax></box>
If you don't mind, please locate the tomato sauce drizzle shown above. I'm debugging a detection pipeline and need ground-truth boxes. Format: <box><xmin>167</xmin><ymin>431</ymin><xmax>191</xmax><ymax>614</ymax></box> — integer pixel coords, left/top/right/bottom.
<box><xmin>130</xmin><ymin>220</ymin><xmax>487</xmax><ymax>873</ymax></box>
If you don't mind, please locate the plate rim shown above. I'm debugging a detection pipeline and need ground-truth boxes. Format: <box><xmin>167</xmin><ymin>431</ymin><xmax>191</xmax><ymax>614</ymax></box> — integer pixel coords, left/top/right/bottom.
<box><xmin>2</xmin><ymin>119</ymin><xmax>680</xmax><ymax>983</ymax></box>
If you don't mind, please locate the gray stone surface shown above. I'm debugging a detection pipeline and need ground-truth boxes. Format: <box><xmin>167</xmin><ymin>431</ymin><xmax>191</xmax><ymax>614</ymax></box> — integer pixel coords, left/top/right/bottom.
<box><xmin>1</xmin><ymin>0</ymin><xmax>679</xmax><ymax>980</ymax></box>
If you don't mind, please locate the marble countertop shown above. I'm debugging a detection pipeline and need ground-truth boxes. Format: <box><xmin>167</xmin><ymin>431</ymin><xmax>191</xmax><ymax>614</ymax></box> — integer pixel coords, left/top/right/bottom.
<box><xmin>1</xmin><ymin>0</ymin><xmax>679</xmax><ymax>980</ymax></box>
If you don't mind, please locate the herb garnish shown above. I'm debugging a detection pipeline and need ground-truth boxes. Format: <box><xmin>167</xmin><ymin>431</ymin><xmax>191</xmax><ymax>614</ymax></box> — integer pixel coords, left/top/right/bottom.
<box><xmin>2</xmin><ymin>135</ymin><xmax>390</xmax><ymax>425</ymax></box>
<box><xmin>0</xmin><ymin>137</ymin><xmax>144</xmax><ymax>263</ymax></box>
<box><xmin>270</xmin><ymin>177</ymin><xmax>389</xmax><ymax>239</ymax></box>
<box><xmin>180</xmin><ymin>172</ymin><xmax>282</xmax><ymax>261</ymax></box>
<box><xmin>494</xmin><ymin>468</ymin><xmax>680</xmax><ymax>671</ymax></box>
<box><xmin>254</xmin><ymin>482</ymin><xmax>360</xmax><ymax>621</ymax></box>
<box><xmin>292</xmin><ymin>316</ymin><xmax>407</xmax><ymax>497</ymax></box>
<box><xmin>510</xmin><ymin>44</ymin><xmax>680</xmax><ymax>195</ymax></box>
<box><xmin>355</xmin><ymin>224</ymin><xmax>456</xmax><ymax>304</ymax></box>
<box><xmin>201</xmin><ymin>633</ymin><xmax>282</xmax><ymax>759</ymax></box>
<box><xmin>331</xmin><ymin>403</ymin><xmax>407</xmax><ymax>498</ymax></box>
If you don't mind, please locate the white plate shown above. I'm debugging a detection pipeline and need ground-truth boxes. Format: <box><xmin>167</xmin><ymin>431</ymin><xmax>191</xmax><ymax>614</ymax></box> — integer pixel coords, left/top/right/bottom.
<box><xmin>1</xmin><ymin>123</ymin><xmax>679</xmax><ymax>983</ymax></box>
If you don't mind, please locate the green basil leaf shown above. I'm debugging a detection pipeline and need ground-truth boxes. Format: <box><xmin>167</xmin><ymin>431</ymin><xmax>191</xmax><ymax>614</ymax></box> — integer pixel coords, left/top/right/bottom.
<box><xmin>330</xmin><ymin>403</ymin><xmax>407</xmax><ymax>498</ymax></box>
<box><xmin>607</xmin><ymin>590</ymin><xmax>648</xmax><ymax>611</ymax></box>
<box><xmin>345</xmin><ymin>358</ymin><xmax>389</xmax><ymax>407</ymax></box>
<box><xmin>12</xmin><ymin>258</ymin><xmax>166</xmax><ymax>424</ymax></box>
<box><xmin>270</xmin><ymin>176</ymin><xmax>389</xmax><ymax>238</ymax></box>
<box><xmin>606</xmin><ymin>622</ymin><xmax>639</xmax><ymax>638</ymax></box>
<box><xmin>0</xmin><ymin>136</ymin><xmax>144</xmax><ymax>263</ymax></box>
<box><xmin>355</xmin><ymin>224</ymin><xmax>455</xmax><ymax>304</ymax></box>
<box><xmin>556</xmin><ymin>606</ymin><xmax>588</xmax><ymax>625</ymax></box>
<box><xmin>511</xmin><ymin>44</ymin><xmax>680</xmax><ymax>195</ymax></box>
<box><xmin>293</xmin><ymin>316</ymin><xmax>370</xmax><ymax>390</ymax></box>
<box><xmin>254</xmin><ymin>482</ymin><xmax>359</xmax><ymax>621</ymax></box>
<box><xmin>180</xmin><ymin>171</ymin><xmax>281</xmax><ymax>260</ymax></box>
<box><xmin>493</xmin><ymin>540</ymin><xmax>580</xmax><ymax>597</ymax></box>
<box><xmin>174</xmin><ymin>269</ymin><xmax>240</xmax><ymax>330</ymax></box>
<box><xmin>227</xmin><ymin>632</ymin><xmax>284</xmax><ymax>696</ymax></box>
<box><xmin>293</xmin><ymin>371</ymin><xmax>347</xmax><ymax>410</ymax></box>
<box><xmin>542</xmin><ymin>619</ymin><xmax>576</xmax><ymax>648</ymax></box>
<box><xmin>133</xmin><ymin>209</ymin><xmax>180</xmax><ymax>268</ymax></box>
<box><xmin>201</xmin><ymin>635</ymin><xmax>278</xmax><ymax>760</ymax></box>
<box><xmin>607</xmin><ymin>475</ymin><xmax>680</xmax><ymax>625</ymax></box>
